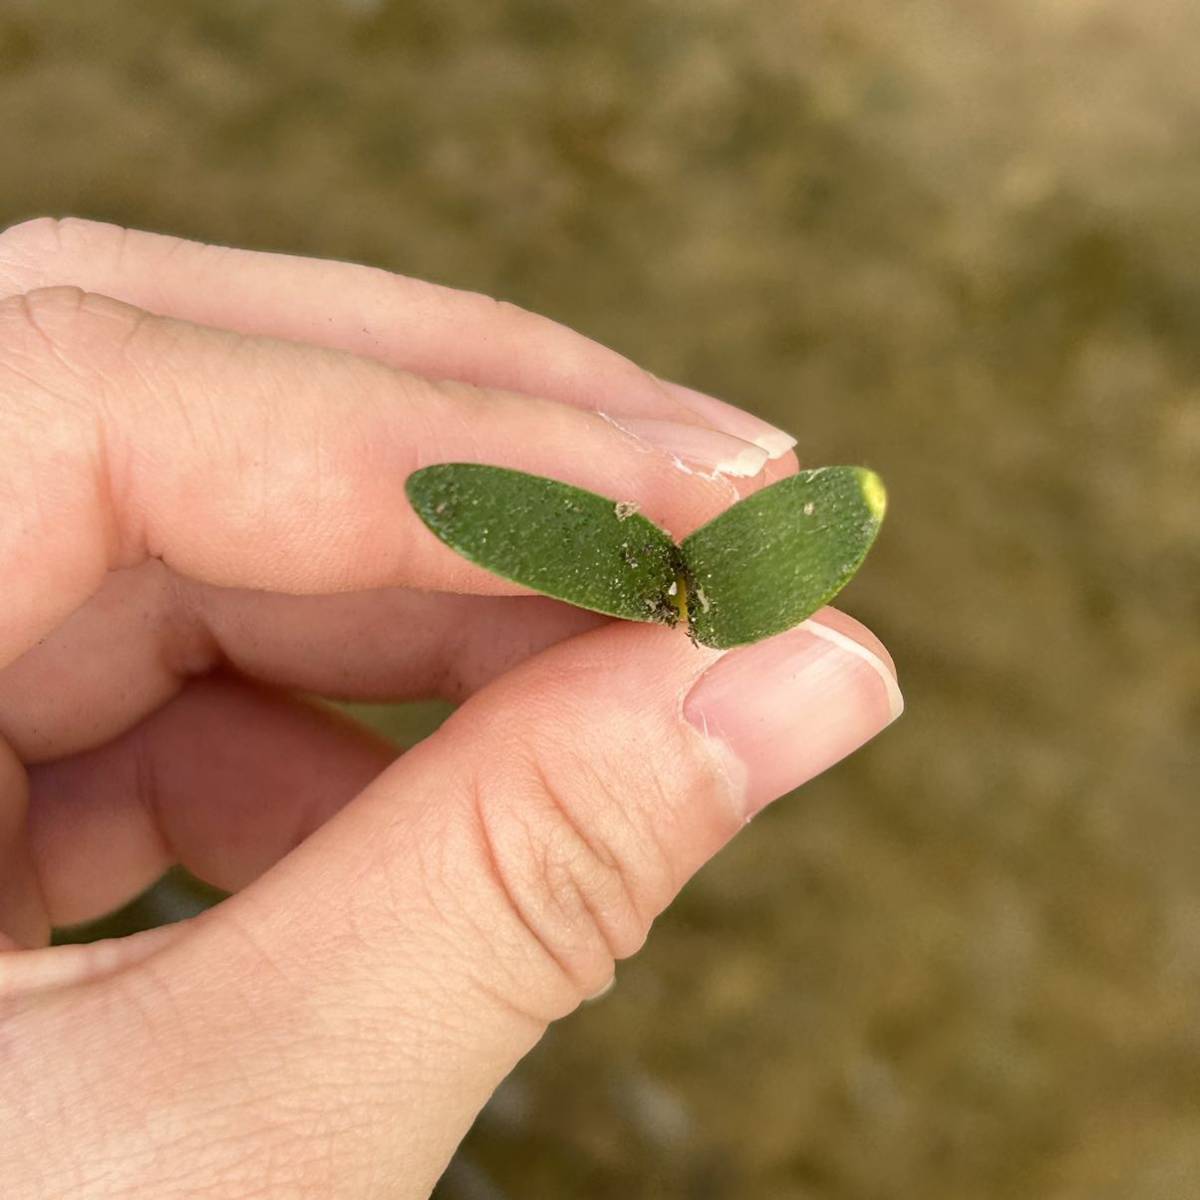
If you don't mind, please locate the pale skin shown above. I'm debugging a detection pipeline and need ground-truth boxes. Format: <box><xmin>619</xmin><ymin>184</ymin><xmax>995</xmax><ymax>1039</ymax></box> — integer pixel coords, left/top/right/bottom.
<box><xmin>0</xmin><ymin>218</ymin><xmax>902</xmax><ymax>1199</ymax></box>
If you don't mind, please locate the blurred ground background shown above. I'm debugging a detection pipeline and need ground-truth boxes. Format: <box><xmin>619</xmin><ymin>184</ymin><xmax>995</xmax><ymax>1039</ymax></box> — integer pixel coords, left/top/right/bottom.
<box><xmin>2</xmin><ymin>0</ymin><xmax>1199</xmax><ymax>1196</ymax></box>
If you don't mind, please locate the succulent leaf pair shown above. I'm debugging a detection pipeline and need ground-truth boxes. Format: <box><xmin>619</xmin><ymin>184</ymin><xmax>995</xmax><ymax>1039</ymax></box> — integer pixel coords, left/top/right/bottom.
<box><xmin>406</xmin><ymin>463</ymin><xmax>886</xmax><ymax>649</ymax></box>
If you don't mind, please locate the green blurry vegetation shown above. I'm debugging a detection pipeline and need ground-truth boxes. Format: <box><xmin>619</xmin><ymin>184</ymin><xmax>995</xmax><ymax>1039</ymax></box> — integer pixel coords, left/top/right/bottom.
<box><xmin>4</xmin><ymin>1</ymin><xmax>1199</xmax><ymax>1196</ymax></box>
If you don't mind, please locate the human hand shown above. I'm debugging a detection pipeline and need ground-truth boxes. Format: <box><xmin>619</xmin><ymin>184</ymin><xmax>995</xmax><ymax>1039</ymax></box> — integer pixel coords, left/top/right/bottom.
<box><xmin>0</xmin><ymin>219</ymin><xmax>902</xmax><ymax>1198</ymax></box>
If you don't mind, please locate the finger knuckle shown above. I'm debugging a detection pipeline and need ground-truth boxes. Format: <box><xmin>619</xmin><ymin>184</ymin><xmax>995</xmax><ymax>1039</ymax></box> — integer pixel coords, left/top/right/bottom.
<box><xmin>0</xmin><ymin>216</ymin><xmax>124</xmax><ymax>292</ymax></box>
<box><xmin>1</xmin><ymin>281</ymin><xmax>150</xmax><ymax>376</ymax></box>
<box><xmin>0</xmin><ymin>288</ymin><xmax>87</xmax><ymax>415</ymax></box>
<box><xmin>0</xmin><ymin>217</ymin><xmax>64</xmax><ymax>291</ymax></box>
<box><xmin>0</xmin><ymin>287</ymin><xmax>150</xmax><ymax>564</ymax></box>
<box><xmin>11</xmin><ymin>282</ymin><xmax>86</xmax><ymax>328</ymax></box>
<box><xmin>465</xmin><ymin>741</ymin><xmax>675</xmax><ymax>1007</ymax></box>
<box><xmin>0</xmin><ymin>217</ymin><xmax>58</xmax><ymax>287</ymax></box>
<box><xmin>0</xmin><ymin>287</ymin><xmax>129</xmax><ymax>415</ymax></box>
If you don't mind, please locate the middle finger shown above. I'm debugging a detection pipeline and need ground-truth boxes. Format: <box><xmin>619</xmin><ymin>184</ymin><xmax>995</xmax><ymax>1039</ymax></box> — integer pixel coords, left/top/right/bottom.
<box><xmin>0</xmin><ymin>562</ymin><xmax>603</xmax><ymax>764</ymax></box>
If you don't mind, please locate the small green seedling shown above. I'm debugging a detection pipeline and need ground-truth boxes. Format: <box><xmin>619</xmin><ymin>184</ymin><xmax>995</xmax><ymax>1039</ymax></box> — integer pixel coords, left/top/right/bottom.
<box><xmin>406</xmin><ymin>463</ymin><xmax>886</xmax><ymax>649</ymax></box>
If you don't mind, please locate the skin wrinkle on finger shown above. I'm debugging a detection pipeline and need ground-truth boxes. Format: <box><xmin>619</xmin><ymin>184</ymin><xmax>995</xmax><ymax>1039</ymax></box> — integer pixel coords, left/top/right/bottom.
<box><xmin>0</xmin><ymin>293</ymin><xmax>129</xmax><ymax>668</ymax></box>
<box><xmin>14</xmin><ymin>288</ymin><xmax>92</xmax><ymax>383</ymax></box>
<box><xmin>425</xmin><ymin>630</ymin><xmax>742</xmax><ymax>1017</ymax></box>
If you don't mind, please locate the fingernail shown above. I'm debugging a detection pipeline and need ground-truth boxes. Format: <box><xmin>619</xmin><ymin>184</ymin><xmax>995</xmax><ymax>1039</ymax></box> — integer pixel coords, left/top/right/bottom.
<box><xmin>683</xmin><ymin>618</ymin><xmax>903</xmax><ymax>818</ymax></box>
<box><xmin>656</xmin><ymin>381</ymin><xmax>798</xmax><ymax>460</ymax></box>
<box><xmin>617</xmin><ymin>416</ymin><xmax>770</xmax><ymax>478</ymax></box>
<box><xmin>584</xmin><ymin>974</ymin><xmax>616</xmax><ymax>1003</ymax></box>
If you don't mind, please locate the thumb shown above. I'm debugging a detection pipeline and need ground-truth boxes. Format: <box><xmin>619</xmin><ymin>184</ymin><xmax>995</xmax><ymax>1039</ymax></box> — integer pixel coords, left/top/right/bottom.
<box><xmin>106</xmin><ymin>612</ymin><xmax>901</xmax><ymax>1196</ymax></box>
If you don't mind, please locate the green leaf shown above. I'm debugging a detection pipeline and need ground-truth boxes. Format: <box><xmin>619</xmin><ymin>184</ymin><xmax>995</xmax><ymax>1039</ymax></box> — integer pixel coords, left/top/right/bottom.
<box><xmin>406</xmin><ymin>463</ymin><xmax>685</xmax><ymax>625</ymax></box>
<box><xmin>681</xmin><ymin>467</ymin><xmax>886</xmax><ymax>648</ymax></box>
<box><xmin>405</xmin><ymin>462</ymin><xmax>886</xmax><ymax>648</ymax></box>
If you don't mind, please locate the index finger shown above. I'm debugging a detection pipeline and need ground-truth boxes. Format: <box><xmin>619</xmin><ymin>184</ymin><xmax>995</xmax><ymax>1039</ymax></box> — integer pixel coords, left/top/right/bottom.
<box><xmin>0</xmin><ymin>286</ymin><xmax>768</xmax><ymax>668</ymax></box>
<box><xmin>0</xmin><ymin>218</ymin><xmax>797</xmax><ymax>459</ymax></box>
